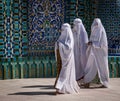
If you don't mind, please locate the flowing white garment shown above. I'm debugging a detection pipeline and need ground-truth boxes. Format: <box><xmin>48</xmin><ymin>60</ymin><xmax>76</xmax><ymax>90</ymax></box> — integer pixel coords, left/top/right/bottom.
<box><xmin>55</xmin><ymin>23</ymin><xmax>80</xmax><ymax>94</ymax></box>
<box><xmin>73</xmin><ymin>18</ymin><xmax>88</xmax><ymax>80</ymax></box>
<box><xmin>84</xmin><ymin>18</ymin><xmax>109</xmax><ymax>88</ymax></box>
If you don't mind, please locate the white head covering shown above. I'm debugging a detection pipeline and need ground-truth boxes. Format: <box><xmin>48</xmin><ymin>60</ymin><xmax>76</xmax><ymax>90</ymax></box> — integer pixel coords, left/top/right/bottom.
<box><xmin>91</xmin><ymin>18</ymin><xmax>101</xmax><ymax>30</ymax></box>
<box><xmin>73</xmin><ymin>18</ymin><xmax>88</xmax><ymax>43</ymax></box>
<box><xmin>90</xmin><ymin>18</ymin><xmax>108</xmax><ymax>48</ymax></box>
<box><xmin>73</xmin><ymin>18</ymin><xmax>82</xmax><ymax>34</ymax></box>
<box><xmin>73</xmin><ymin>18</ymin><xmax>88</xmax><ymax>80</ymax></box>
<box><xmin>55</xmin><ymin>23</ymin><xmax>74</xmax><ymax>61</ymax></box>
<box><xmin>58</xmin><ymin>23</ymin><xmax>74</xmax><ymax>48</ymax></box>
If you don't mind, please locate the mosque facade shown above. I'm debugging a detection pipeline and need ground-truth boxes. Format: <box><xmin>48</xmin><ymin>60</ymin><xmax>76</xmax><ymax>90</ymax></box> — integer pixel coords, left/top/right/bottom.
<box><xmin>0</xmin><ymin>0</ymin><xmax>120</xmax><ymax>79</ymax></box>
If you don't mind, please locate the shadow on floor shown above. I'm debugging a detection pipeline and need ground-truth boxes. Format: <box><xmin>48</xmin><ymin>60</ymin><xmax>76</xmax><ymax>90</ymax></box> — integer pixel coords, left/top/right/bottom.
<box><xmin>8</xmin><ymin>91</ymin><xmax>56</xmax><ymax>96</ymax></box>
<box><xmin>8</xmin><ymin>85</ymin><xmax>56</xmax><ymax>96</ymax></box>
<box><xmin>22</xmin><ymin>85</ymin><xmax>55</xmax><ymax>89</ymax></box>
<box><xmin>80</xmin><ymin>84</ymin><xmax>107</xmax><ymax>89</ymax></box>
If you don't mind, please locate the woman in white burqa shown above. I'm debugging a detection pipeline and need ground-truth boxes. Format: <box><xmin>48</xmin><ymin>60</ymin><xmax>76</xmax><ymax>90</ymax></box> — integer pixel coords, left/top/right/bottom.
<box><xmin>73</xmin><ymin>18</ymin><xmax>88</xmax><ymax>81</ymax></box>
<box><xmin>83</xmin><ymin>18</ymin><xmax>109</xmax><ymax>88</ymax></box>
<box><xmin>55</xmin><ymin>23</ymin><xmax>80</xmax><ymax>94</ymax></box>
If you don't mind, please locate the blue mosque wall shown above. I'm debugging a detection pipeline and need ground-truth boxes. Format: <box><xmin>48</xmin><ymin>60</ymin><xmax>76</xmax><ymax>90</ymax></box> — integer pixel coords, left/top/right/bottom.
<box><xmin>0</xmin><ymin>0</ymin><xmax>120</xmax><ymax>79</ymax></box>
<box><xmin>0</xmin><ymin>0</ymin><xmax>28</xmax><ymax>58</ymax></box>
<box><xmin>1</xmin><ymin>0</ymin><xmax>119</xmax><ymax>58</ymax></box>
<box><xmin>28</xmin><ymin>0</ymin><xmax>64</xmax><ymax>56</ymax></box>
<box><xmin>96</xmin><ymin>0</ymin><xmax>120</xmax><ymax>56</ymax></box>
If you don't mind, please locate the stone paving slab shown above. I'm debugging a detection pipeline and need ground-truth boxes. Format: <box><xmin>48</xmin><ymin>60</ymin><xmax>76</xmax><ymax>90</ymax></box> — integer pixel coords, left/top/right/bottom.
<box><xmin>0</xmin><ymin>78</ymin><xmax>120</xmax><ymax>101</ymax></box>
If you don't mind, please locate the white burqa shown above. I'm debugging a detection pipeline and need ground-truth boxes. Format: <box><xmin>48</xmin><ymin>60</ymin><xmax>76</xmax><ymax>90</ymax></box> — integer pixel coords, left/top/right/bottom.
<box><xmin>84</xmin><ymin>18</ymin><xmax>109</xmax><ymax>88</ymax></box>
<box><xmin>55</xmin><ymin>23</ymin><xmax>80</xmax><ymax>94</ymax></box>
<box><xmin>73</xmin><ymin>18</ymin><xmax>88</xmax><ymax>80</ymax></box>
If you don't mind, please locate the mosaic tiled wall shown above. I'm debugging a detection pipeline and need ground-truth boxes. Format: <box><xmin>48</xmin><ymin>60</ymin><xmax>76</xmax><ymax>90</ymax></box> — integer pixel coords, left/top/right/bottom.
<box><xmin>0</xmin><ymin>0</ymin><xmax>28</xmax><ymax>58</ymax></box>
<box><xmin>0</xmin><ymin>57</ymin><xmax>57</xmax><ymax>79</ymax></box>
<box><xmin>77</xmin><ymin>0</ymin><xmax>97</xmax><ymax>35</ymax></box>
<box><xmin>64</xmin><ymin>0</ymin><xmax>97</xmax><ymax>36</ymax></box>
<box><xmin>0</xmin><ymin>0</ymin><xmax>120</xmax><ymax>79</ymax></box>
<box><xmin>96</xmin><ymin>0</ymin><xmax>120</xmax><ymax>56</ymax></box>
<box><xmin>0</xmin><ymin>0</ymin><xmax>120</xmax><ymax>58</ymax></box>
<box><xmin>1</xmin><ymin>56</ymin><xmax>120</xmax><ymax>80</ymax></box>
<box><xmin>28</xmin><ymin>0</ymin><xmax>64</xmax><ymax>56</ymax></box>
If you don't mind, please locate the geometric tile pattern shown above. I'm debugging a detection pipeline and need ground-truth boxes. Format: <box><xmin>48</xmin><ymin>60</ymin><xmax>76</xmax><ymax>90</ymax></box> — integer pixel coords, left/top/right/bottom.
<box><xmin>78</xmin><ymin>0</ymin><xmax>97</xmax><ymax>35</ymax></box>
<box><xmin>0</xmin><ymin>0</ymin><xmax>120</xmax><ymax>79</ymax></box>
<box><xmin>0</xmin><ymin>0</ymin><xmax>120</xmax><ymax>58</ymax></box>
<box><xmin>64</xmin><ymin>0</ymin><xmax>77</xmax><ymax>24</ymax></box>
<box><xmin>28</xmin><ymin>0</ymin><xmax>64</xmax><ymax>56</ymax></box>
<box><xmin>96</xmin><ymin>0</ymin><xmax>120</xmax><ymax>55</ymax></box>
<box><xmin>0</xmin><ymin>0</ymin><xmax>28</xmax><ymax>58</ymax></box>
<box><xmin>0</xmin><ymin>0</ymin><xmax>4</xmax><ymax>58</ymax></box>
<box><xmin>64</xmin><ymin>0</ymin><xmax>97</xmax><ymax>36</ymax></box>
<box><xmin>0</xmin><ymin>56</ymin><xmax>120</xmax><ymax>79</ymax></box>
